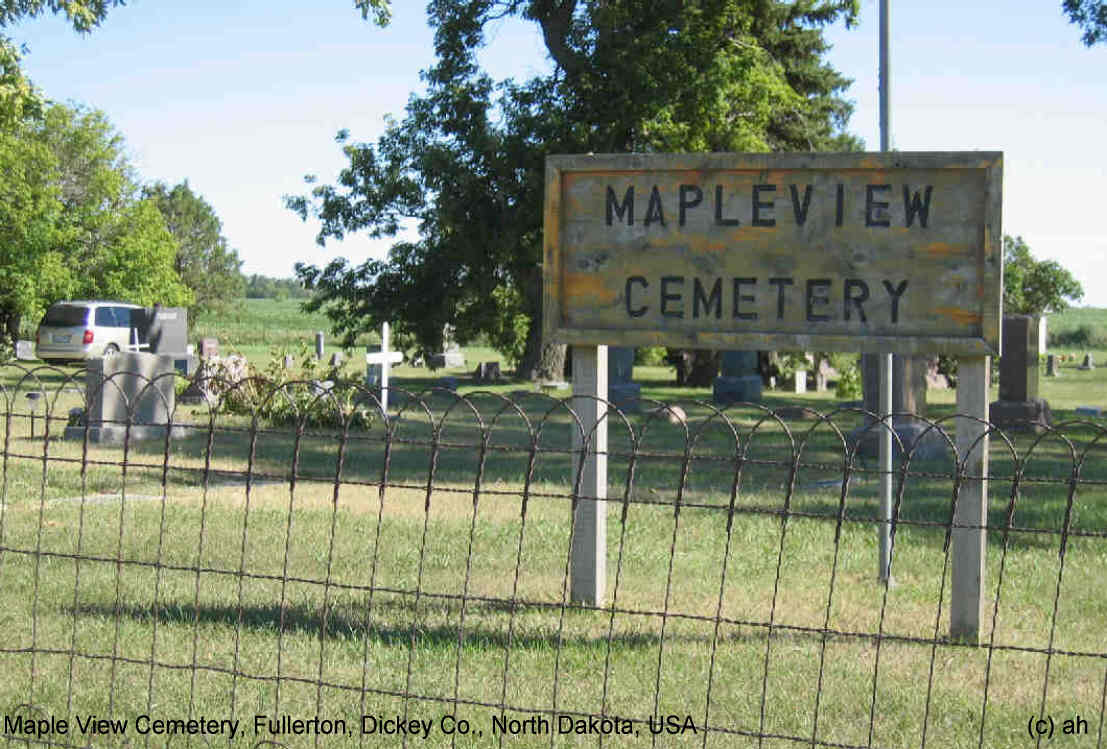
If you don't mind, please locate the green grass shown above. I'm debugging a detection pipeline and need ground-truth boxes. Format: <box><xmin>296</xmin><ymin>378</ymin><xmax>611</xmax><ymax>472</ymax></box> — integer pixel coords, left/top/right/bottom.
<box><xmin>2</xmin><ymin>303</ymin><xmax>1106</xmax><ymax>748</ymax></box>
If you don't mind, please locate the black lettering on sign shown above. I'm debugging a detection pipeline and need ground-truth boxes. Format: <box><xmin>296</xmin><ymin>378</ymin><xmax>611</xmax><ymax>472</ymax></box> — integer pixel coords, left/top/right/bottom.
<box><xmin>606</xmin><ymin>186</ymin><xmax>634</xmax><ymax>226</ymax></box>
<box><xmin>882</xmin><ymin>279</ymin><xmax>908</xmax><ymax>323</ymax></box>
<box><xmin>625</xmin><ymin>276</ymin><xmax>648</xmax><ymax>317</ymax></box>
<box><xmin>769</xmin><ymin>278</ymin><xmax>794</xmax><ymax>320</ymax></box>
<box><xmin>790</xmin><ymin>184</ymin><xmax>813</xmax><ymax>226</ymax></box>
<box><xmin>693</xmin><ymin>278</ymin><xmax>722</xmax><ymax>319</ymax></box>
<box><xmin>844</xmin><ymin>279</ymin><xmax>869</xmax><ymax>322</ymax></box>
<box><xmin>732</xmin><ymin>278</ymin><xmax>757</xmax><ymax>320</ymax></box>
<box><xmin>714</xmin><ymin>185</ymin><xmax>740</xmax><ymax>226</ymax></box>
<box><xmin>661</xmin><ymin>276</ymin><xmax>684</xmax><ymax>318</ymax></box>
<box><xmin>752</xmin><ymin>184</ymin><xmax>776</xmax><ymax>227</ymax></box>
<box><xmin>806</xmin><ymin>279</ymin><xmax>832</xmax><ymax>322</ymax></box>
<box><xmin>865</xmin><ymin>184</ymin><xmax>891</xmax><ymax>227</ymax></box>
<box><xmin>903</xmin><ymin>185</ymin><xmax>933</xmax><ymax>228</ymax></box>
<box><xmin>835</xmin><ymin>183</ymin><xmax>844</xmax><ymax>227</ymax></box>
<box><xmin>645</xmin><ymin>185</ymin><xmax>666</xmax><ymax>226</ymax></box>
<box><xmin>679</xmin><ymin>184</ymin><xmax>703</xmax><ymax>226</ymax></box>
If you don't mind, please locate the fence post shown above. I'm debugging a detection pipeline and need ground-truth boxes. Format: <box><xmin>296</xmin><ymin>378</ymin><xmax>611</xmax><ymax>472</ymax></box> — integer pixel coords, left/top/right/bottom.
<box><xmin>570</xmin><ymin>344</ymin><xmax>607</xmax><ymax>606</ymax></box>
<box><xmin>951</xmin><ymin>355</ymin><xmax>990</xmax><ymax>642</ymax></box>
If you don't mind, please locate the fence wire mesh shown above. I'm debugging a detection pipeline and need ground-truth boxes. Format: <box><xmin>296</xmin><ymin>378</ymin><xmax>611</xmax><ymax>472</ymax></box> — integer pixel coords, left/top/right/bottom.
<box><xmin>0</xmin><ymin>362</ymin><xmax>1104</xmax><ymax>748</ymax></box>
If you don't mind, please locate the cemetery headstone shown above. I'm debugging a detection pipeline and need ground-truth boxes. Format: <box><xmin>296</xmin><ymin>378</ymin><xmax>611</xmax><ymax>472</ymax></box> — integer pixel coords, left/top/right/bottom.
<box><xmin>427</xmin><ymin>326</ymin><xmax>465</xmax><ymax>369</ymax></box>
<box><xmin>364</xmin><ymin>322</ymin><xmax>404</xmax><ymax>415</ymax></box>
<box><xmin>65</xmin><ymin>352</ymin><xmax>184</xmax><ymax>443</ymax></box>
<box><xmin>283</xmin><ymin>354</ymin><xmax>296</xmax><ymax>369</ymax></box>
<box><xmin>473</xmin><ymin>361</ymin><xmax>502</xmax><ymax>383</ymax></box>
<box><xmin>329</xmin><ymin>352</ymin><xmax>345</xmax><ymax>367</ymax></box>
<box><xmin>990</xmin><ymin>314</ymin><xmax>1051</xmax><ymax>432</ymax></box>
<box><xmin>815</xmin><ymin>358</ymin><xmax>838</xmax><ymax>392</ymax></box>
<box><xmin>1046</xmin><ymin>354</ymin><xmax>1060</xmax><ymax>377</ymax></box>
<box><xmin>793</xmin><ymin>369</ymin><xmax>807</xmax><ymax>394</ymax></box>
<box><xmin>1079</xmin><ymin>352</ymin><xmax>1095</xmax><ymax>370</ymax></box>
<box><xmin>925</xmin><ymin>357</ymin><xmax>950</xmax><ymax>389</ymax></box>
<box><xmin>853</xmin><ymin>353</ymin><xmax>943</xmax><ymax>459</ymax></box>
<box><xmin>15</xmin><ymin>340</ymin><xmax>34</xmax><ymax>361</ymax></box>
<box><xmin>713</xmin><ymin>351</ymin><xmax>762</xmax><ymax>405</ymax></box>
<box><xmin>607</xmin><ymin>346</ymin><xmax>641</xmax><ymax>413</ymax></box>
<box><xmin>135</xmin><ymin>307</ymin><xmax>195</xmax><ymax>375</ymax></box>
<box><xmin>315</xmin><ymin>331</ymin><xmax>325</xmax><ymax>360</ymax></box>
<box><xmin>199</xmin><ymin>338</ymin><xmax>220</xmax><ymax>359</ymax></box>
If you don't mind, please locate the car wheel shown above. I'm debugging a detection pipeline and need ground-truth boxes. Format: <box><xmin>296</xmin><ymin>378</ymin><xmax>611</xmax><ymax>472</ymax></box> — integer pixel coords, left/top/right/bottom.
<box><xmin>103</xmin><ymin>344</ymin><xmax>120</xmax><ymax>357</ymax></box>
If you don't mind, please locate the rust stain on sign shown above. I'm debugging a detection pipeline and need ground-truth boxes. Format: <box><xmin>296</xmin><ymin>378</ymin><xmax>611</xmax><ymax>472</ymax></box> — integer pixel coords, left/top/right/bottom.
<box><xmin>544</xmin><ymin>152</ymin><xmax>1002</xmax><ymax>354</ymax></box>
<box><xmin>935</xmin><ymin>307</ymin><xmax>983</xmax><ymax>326</ymax></box>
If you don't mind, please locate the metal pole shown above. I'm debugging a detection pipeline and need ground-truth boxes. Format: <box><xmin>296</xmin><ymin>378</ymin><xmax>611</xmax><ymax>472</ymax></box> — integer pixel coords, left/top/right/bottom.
<box><xmin>880</xmin><ymin>0</ymin><xmax>891</xmax><ymax>152</ymax></box>
<box><xmin>877</xmin><ymin>0</ymin><xmax>894</xmax><ymax>584</ymax></box>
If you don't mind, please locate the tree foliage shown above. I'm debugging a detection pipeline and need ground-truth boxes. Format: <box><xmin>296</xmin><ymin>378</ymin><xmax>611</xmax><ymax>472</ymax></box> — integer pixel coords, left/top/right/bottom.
<box><xmin>1003</xmin><ymin>234</ymin><xmax>1084</xmax><ymax>316</ymax></box>
<box><xmin>244</xmin><ymin>274</ymin><xmax>310</xmax><ymax>300</ymax></box>
<box><xmin>0</xmin><ymin>0</ymin><xmax>126</xmax><ymax>127</ymax></box>
<box><xmin>1063</xmin><ymin>0</ymin><xmax>1107</xmax><ymax>45</ymax></box>
<box><xmin>144</xmin><ymin>180</ymin><xmax>244</xmax><ymax>320</ymax></box>
<box><xmin>0</xmin><ymin>103</ymin><xmax>191</xmax><ymax>343</ymax></box>
<box><xmin>288</xmin><ymin>0</ymin><xmax>860</xmax><ymax>378</ymax></box>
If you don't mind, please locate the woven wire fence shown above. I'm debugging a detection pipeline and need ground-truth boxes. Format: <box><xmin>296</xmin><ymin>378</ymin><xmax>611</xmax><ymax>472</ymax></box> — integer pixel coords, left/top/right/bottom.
<box><xmin>0</xmin><ymin>362</ymin><xmax>1105</xmax><ymax>748</ymax></box>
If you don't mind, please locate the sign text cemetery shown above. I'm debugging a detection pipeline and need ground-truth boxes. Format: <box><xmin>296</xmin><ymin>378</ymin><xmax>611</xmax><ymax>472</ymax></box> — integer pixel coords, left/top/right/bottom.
<box><xmin>543</xmin><ymin>152</ymin><xmax>1003</xmax><ymax>641</ymax></box>
<box><xmin>544</xmin><ymin>152</ymin><xmax>1002</xmax><ymax>355</ymax></box>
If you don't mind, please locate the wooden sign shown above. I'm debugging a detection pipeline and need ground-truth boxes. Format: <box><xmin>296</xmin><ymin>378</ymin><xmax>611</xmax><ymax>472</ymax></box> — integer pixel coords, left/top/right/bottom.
<box><xmin>543</xmin><ymin>152</ymin><xmax>1002</xmax><ymax>354</ymax></box>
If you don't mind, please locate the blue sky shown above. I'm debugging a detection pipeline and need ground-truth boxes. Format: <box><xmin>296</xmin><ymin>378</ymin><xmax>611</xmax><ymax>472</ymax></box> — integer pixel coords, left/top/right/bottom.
<box><xmin>12</xmin><ymin>0</ymin><xmax>1107</xmax><ymax>306</ymax></box>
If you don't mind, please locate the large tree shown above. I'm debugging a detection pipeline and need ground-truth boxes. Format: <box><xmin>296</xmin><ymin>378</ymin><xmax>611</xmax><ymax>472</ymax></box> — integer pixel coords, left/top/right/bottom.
<box><xmin>0</xmin><ymin>103</ymin><xmax>191</xmax><ymax>344</ymax></box>
<box><xmin>1002</xmin><ymin>234</ymin><xmax>1084</xmax><ymax>316</ymax></box>
<box><xmin>144</xmin><ymin>180</ymin><xmax>245</xmax><ymax>321</ymax></box>
<box><xmin>288</xmin><ymin>0</ymin><xmax>860</xmax><ymax>379</ymax></box>
<box><xmin>1</xmin><ymin>0</ymin><xmax>126</xmax><ymax>127</ymax></box>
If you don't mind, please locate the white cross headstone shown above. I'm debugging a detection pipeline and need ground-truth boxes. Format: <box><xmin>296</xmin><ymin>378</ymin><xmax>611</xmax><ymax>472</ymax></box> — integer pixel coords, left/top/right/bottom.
<box><xmin>365</xmin><ymin>322</ymin><xmax>404</xmax><ymax>417</ymax></box>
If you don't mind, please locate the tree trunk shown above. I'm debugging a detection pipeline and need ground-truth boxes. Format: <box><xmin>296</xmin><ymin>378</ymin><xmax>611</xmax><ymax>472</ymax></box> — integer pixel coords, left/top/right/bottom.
<box><xmin>2</xmin><ymin>311</ymin><xmax>21</xmax><ymax>350</ymax></box>
<box><xmin>518</xmin><ymin>323</ymin><xmax>567</xmax><ymax>381</ymax></box>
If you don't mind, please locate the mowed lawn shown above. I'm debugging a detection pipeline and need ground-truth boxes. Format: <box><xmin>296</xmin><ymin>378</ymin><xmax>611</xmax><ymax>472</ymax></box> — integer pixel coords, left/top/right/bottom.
<box><xmin>1</xmin><ymin>304</ymin><xmax>1105</xmax><ymax>748</ymax></box>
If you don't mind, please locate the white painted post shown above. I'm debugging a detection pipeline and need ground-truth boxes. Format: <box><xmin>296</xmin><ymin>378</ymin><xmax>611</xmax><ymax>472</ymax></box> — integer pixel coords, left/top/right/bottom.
<box><xmin>570</xmin><ymin>344</ymin><xmax>607</xmax><ymax>606</ymax></box>
<box><xmin>952</xmin><ymin>356</ymin><xmax>989</xmax><ymax>642</ymax></box>
<box><xmin>878</xmin><ymin>352</ymin><xmax>894</xmax><ymax>583</ymax></box>
<box><xmin>365</xmin><ymin>322</ymin><xmax>404</xmax><ymax>417</ymax></box>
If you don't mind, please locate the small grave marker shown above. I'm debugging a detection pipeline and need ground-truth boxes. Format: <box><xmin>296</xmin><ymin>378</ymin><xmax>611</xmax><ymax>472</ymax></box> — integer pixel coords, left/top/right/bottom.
<box><xmin>365</xmin><ymin>322</ymin><xmax>404</xmax><ymax>416</ymax></box>
<box><xmin>1079</xmin><ymin>352</ymin><xmax>1095</xmax><ymax>370</ymax></box>
<box><xmin>315</xmin><ymin>331</ymin><xmax>325</xmax><ymax>360</ymax></box>
<box><xmin>15</xmin><ymin>340</ymin><xmax>34</xmax><ymax>361</ymax></box>
<box><xmin>198</xmin><ymin>338</ymin><xmax>219</xmax><ymax>359</ymax></box>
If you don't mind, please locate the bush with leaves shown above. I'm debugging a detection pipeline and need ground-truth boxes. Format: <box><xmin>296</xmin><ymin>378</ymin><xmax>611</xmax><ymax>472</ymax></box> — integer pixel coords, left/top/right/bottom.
<box><xmin>201</xmin><ymin>344</ymin><xmax>378</xmax><ymax>430</ymax></box>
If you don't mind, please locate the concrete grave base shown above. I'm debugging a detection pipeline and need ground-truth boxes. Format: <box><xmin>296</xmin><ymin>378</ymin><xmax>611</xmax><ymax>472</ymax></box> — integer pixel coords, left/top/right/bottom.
<box><xmin>712</xmin><ymin>375</ymin><xmax>763</xmax><ymax>405</ymax></box>
<box><xmin>989</xmin><ymin>398</ymin><xmax>1052</xmax><ymax>433</ymax></box>
<box><xmin>64</xmin><ymin>424</ymin><xmax>192</xmax><ymax>444</ymax></box>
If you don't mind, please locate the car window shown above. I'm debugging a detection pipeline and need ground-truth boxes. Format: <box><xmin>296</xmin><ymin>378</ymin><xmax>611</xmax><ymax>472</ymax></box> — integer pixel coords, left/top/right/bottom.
<box><xmin>94</xmin><ymin>307</ymin><xmax>116</xmax><ymax>326</ymax></box>
<box><xmin>42</xmin><ymin>304</ymin><xmax>89</xmax><ymax>327</ymax></box>
<box><xmin>112</xmin><ymin>307</ymin><xmax>133</xmax><ymax>328</ymax></box>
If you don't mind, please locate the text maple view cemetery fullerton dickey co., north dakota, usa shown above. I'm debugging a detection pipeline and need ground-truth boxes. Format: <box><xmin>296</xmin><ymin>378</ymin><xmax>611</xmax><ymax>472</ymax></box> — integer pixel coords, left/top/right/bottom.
<box><xmin>543</xmin><ymin>152</ymin><xmax>1003</xmax><ymax>356</ymax></box>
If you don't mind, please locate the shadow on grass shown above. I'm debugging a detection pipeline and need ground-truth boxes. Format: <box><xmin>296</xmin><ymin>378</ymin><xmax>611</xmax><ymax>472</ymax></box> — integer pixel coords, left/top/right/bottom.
<box><xmin>62</xmin><ymin>596</ymin><xmax>832</xmax><ymax>651</ymax></box>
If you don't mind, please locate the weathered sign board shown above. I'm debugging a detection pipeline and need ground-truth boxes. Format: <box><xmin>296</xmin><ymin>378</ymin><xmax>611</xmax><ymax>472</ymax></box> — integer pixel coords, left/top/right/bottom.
<box><xmin>543</xmin><ymin>152</ymin><xmax>1002</xmax><ymax>355</ymax></box>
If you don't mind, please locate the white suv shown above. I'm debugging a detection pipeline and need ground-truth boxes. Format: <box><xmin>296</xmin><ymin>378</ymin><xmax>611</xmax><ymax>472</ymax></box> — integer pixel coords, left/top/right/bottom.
<box><xmin>35</xmin><ymin>301</ymin><xmax>145</xmax><ymax>363</ymax></box>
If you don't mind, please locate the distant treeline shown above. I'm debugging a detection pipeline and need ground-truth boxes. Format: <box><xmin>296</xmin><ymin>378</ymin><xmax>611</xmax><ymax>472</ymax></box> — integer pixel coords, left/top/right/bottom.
<box><xmin>243</xmin><ymin>274</ymin><xmax>312</xmax><ymax>300</ymax></box>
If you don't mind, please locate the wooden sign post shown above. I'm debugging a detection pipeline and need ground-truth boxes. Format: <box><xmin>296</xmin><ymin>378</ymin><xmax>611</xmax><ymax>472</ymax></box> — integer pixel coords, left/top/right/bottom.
<box><xmin>543</xmin><ymin>152</ymin><xmax>1002</xmax><ymax>639</ymax></box>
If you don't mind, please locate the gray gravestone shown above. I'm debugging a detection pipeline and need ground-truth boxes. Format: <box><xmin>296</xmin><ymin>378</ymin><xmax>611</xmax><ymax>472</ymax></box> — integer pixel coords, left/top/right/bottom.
<box><xmin>607</xmin><ymin>347</ymin><xmax>641</xmax><ymax>412</ymax></box>
<box><xmin>1046</xmin><ymin>354</ymin><xmax>1060</xmax><ymax>377</ymax></box>
<box><xmin>15</xmin><ymin>340</ymin><xmax>34</xmax><ymax>361</ymax></box>
<box><xmin>1079</xmin><ymin>352</ymin><xmax>1095</xmax><ymax>370</ymax></box>
<box><xmin>713</xmin><ymin>351</ymin><xmax>762</xmax><ymax>405</ymax></box>
<box><xmin>473</xmin><ymin>361</ymin><xmax>502</xmax><ymax>383</ymax></box>
<box><xmin>315</xmin><ymin>331</ymin><xmax>325</xmax><ymax>359</ymax></box>
<box><xmin>991</xmin><ymin>315</ymin><xmax>1051</xmax><ymax>432</ymax></box>
<box><xmin>329</xmin><ymin>352</ymin><xmax>345</xmax><ymax>367</ymax></box>
<box><xmin>853</xmin><ymin>354</ymin><xmax>944</xmax><ymax>459</ymax></box>
<box><xmin>65</xmin><ymin>352</ymin><xmax>184</xmax><ymax>443</ymax></box>
<box><xmin>199</xmin><ymin>338</ymin><xmax>219</xmax><ymax>359</ymax></box>
<box><xmin>283</xmin><ymin>354</ymin><xmax>296</xmax><ymax>369</ymax></box>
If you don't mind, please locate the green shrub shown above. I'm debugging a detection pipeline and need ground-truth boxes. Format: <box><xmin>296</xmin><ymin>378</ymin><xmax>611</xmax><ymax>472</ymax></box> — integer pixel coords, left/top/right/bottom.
<box><xmin>634</xmin><ymin>346</ymin><xmax>668</xmax><ymax>366</ymax></box>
